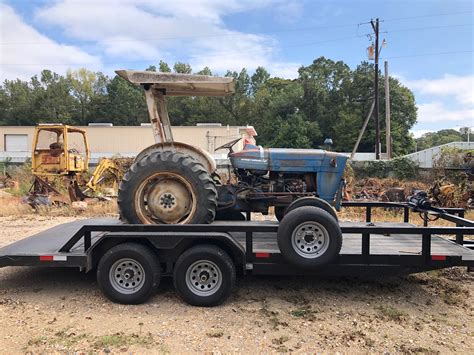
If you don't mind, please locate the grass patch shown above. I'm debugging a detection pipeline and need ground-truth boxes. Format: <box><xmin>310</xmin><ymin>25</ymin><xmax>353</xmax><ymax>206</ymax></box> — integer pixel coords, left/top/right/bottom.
<box><xmin>290</xmin><ymin>305</ymin><xmax>317</xmax><ymax>320</ymax></box>
<box><xmin>376</xmin><ymin>305</ymin><xmax>407</xmax><ymax>322</ymax></box>
<box><xmin>25</xmin><ymin>329</ymin><xmax>156</xmax><ymax>351</ymax></box>
<box><xmin>93</xmin><ymin>332</ymin><xmax>155</xmax><ymax>349</ymax></box>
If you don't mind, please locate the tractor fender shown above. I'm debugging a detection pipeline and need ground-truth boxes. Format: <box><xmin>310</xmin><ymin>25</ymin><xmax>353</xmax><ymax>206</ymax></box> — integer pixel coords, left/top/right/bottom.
<box><xmin>134</xmin><ymin>142</ymin><xmax>216</xmax><ymax>173</ymax></box>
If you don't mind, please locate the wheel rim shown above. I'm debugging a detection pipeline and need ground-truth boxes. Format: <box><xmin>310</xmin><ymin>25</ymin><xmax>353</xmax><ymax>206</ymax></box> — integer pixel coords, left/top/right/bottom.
<box><xmin>135</xmin><ymin>172</ymin><xmax>197</xmax><ymax>224</ymax></box>
<box><xmin>291</xmin><ymin>221</ymin><xmax>330</xmax><ymax>259</ymax></box>
<box><xmin>109</xmin><ymin>258</ymin><xmax>146</xmax><ymax>295</ymax></box>
<box><xmin>185</xmin><ymin>260</ymin><xmax>222</xmax><ymax>296</ymax></box>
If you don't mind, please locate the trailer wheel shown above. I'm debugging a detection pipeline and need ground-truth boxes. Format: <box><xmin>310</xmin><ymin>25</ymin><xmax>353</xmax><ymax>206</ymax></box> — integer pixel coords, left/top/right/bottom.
<box><xmin>97</xmin><ymin>243</ymin><xmax>161</xmax><ymax>304</ymax></box>
<box><xmin>277</xmin><ymin>206</ymin><xmax>342</xmax><ymax>268</ymax></box>
<box><xmin>173</xmin><ymin>245</ymin><xmax>235</xmax><ymax>307</ymax></box>
<box><xmin>274</xmin><ymin>206</ymin><xmax>286</xmax><ymax>222</ymax></box>
<box><xmin>285</xmin><ymin>197</ymin><xmax>338</xmax><ymax>221</ymax></box>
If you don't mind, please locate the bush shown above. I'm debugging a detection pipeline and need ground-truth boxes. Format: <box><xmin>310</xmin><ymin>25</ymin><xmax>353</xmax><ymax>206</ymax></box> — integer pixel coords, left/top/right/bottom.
<box><xmin>355</xmin><ymin>157</ymin><xmax>418</xmax><ymax>180</ymax></box>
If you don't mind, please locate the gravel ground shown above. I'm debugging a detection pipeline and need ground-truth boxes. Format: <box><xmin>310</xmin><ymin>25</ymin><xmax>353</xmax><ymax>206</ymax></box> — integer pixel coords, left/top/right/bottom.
<box><xmin>0</xmin><ymin>215</ymin><xmax>473</xmax><ymax>353</ymax></box>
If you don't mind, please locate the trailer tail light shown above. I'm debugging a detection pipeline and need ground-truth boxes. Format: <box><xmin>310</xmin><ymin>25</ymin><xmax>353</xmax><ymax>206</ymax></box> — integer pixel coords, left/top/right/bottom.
<box><xmin>39</xmin><ymin>255</ymin><xmax>67</xmax><ymax>261</ymax></box>
<box><xmin>431</xmin><ymin>255</ymin><xmax>446</xmax><ymax>261</ymax></box>
<box><xmin>255</xmin><ymin>252</ymin><xmax>271</xmax><ymax>258</ymax></box>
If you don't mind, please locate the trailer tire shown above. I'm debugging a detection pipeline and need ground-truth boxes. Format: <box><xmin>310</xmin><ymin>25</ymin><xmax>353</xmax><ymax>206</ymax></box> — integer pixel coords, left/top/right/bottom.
<box><xmin>173</xmin><ymin>245</ymin><xmax>235</xmax><ymax>307</ymax></box>
<box><xmin>97</xmin><ymin>243</ymin><xmax>161</xmax><ymax>304</ymax></box>
<box><xmin>275</xmin><ymin>206</ymin><xmax>286</xmax><ymax>222</ymax></box>
<box><xmin>277</xmin><ymin>206</ymin><xmax>342</xmax><ymax>268</ymax></box>
<box><xmin>285</xmin><ymin>197</ymin><xmax>338</xmax><ymax>222</ymax></box>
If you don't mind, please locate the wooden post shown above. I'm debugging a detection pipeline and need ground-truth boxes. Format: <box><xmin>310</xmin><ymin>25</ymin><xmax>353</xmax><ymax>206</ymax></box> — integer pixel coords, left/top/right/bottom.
<box><xmin>384</xmin><ymin>61</ymin><xmax>391</xmax><ymax>159</ymax></box>
<box><xmin>351</xmin><ymin>101</ymin><xmax>375</xmax><ymax>159</ymax></box>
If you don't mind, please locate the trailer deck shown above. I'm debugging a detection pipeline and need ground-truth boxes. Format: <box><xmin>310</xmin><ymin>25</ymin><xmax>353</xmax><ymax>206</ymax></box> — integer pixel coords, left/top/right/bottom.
<box><xmin>1</xmin><ymin>218</ymin><xmax>473</xmax><ymax>273</ymax></box>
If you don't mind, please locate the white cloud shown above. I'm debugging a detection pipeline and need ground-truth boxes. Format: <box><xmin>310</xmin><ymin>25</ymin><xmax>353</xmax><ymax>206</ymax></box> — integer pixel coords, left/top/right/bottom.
<box><xmin>0</xmin><ymin>4</ymin><xmax>101</xmax><ymax>81</ymax></box>
<box><xmin>274</xmin><ymin>1</ymin><xmax>304</xmax><ymax>24</ymax></box>
<box><xmin>410</xmin><ymin>129</ymin><xmax>433</xmax><ymax>138</ymax></box>
<box><xmin>33</xmin><ymin>0</ymin><xmax>298</xmax><ymax>76</ymax></box>
<box><xmin>398</xmin><ymin>73</ymin><xmax>474</xmax><ymax>132</ymax></box>
<box><xmin>417</xmin><ymin>101</ymin><xmax>474</xmax><ymax>123</ymax></box>
<box><xmin>404</xmin><ymin>74</ymin><xmax>474</xmax><ymax>106</ymax></box>
<box><xmin>267</xmin><ymin>62</ymin><xmax>301</xmax><ymax>79</ymax></box>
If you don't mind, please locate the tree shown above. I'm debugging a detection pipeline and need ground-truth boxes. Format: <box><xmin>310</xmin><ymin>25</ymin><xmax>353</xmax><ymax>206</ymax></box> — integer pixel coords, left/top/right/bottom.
<box><xmin>251</xmin><ymin>66</ymin><xmax>270</xmax><ymax>94</ymax></box>
<box><xmin>32</xmin><ymin>70</ymin><xmax>75</xmax><ymax>123</ymax></box>
<box><xmin>173</xmin><ymin>62</ymin><xmax>192</xmax><ymax>74</ymax></box>
<box><xmin>0</xmin><ymin>58</ymin><xmax>418</xmax><ymax>156</ymax></box>
<box><xmin>100</xmin><ymin>76</ymin><xmax>147</xmax><ymax>125</ymax></box>
<box><xmin>0</xmin><ymin>78</ymin><xmax>36</xmax><ymax>125</ymax></box>
<box><xmin>159</xmin><ymin>60</ymin><xmax>171</xmax><ymax>73</ymax></box>
<box><xmin>67</xmin><ymin>68</ymin><xmax>98</xmax><ymax>123</ymax></box>
<box><xmin>416</xmin><ymin>129</ymin><xmax>466</xmax><ymax>151</ymax></box>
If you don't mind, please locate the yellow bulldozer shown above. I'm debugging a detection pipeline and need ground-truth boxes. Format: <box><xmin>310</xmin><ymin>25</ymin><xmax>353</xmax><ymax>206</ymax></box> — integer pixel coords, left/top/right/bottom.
<box><xmin>27</xmin><ymin>124</ymin><xmax>126</xmax><ymax>207</ymax></box>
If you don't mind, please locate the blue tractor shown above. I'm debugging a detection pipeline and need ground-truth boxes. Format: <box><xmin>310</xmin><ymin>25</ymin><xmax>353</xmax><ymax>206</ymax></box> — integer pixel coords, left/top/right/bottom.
<box><xmin>116</xmin><ymin>70</ymin><xmax>348</xmax><ymax>267</ymax></box>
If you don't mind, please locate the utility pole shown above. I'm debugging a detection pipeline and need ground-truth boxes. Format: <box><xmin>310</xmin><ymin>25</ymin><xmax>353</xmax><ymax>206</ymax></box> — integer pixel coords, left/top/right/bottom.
<box><xmin>371</xmin><ymin>18</ymin><xmax>381</xmax><ymax>160</ymax></box>
<box><xmin>384</xmin><ymin>61</ymin><xmax>391</xmax><ymax>159</ymax></box>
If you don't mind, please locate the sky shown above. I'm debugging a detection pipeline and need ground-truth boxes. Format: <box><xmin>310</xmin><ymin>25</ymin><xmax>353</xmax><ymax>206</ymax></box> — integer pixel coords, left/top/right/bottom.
<box><xmin>0</xmin><ymin>0</ymin><xmax>473</xmax><ymax>137</ymax></box>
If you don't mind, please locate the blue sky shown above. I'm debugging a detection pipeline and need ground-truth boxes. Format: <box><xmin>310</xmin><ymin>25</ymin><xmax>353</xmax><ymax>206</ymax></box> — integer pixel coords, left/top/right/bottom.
<box><xmin>1</xmin><ymin>0</ymin><xmax>473</xmax><ymax>136</ymax></box>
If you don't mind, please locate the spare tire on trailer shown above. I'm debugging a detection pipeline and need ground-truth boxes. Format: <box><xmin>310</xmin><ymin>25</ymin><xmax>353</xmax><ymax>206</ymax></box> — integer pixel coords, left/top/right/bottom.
<box><xmin>118</xmin><ymin>151</ymin><xmax>217</xmax><ymax>224</ymax></box>
<box><xmin>277</xmin><ymin>206</ymin><xmax>342</xmax><ymax>268</ymax></box>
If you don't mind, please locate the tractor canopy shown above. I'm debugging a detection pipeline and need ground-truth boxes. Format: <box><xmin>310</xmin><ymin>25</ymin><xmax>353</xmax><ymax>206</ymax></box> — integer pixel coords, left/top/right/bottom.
<box><xmin>115</xmin><ymin>70</ymin><xmax>235</xmax><ymax>96</ymax></box>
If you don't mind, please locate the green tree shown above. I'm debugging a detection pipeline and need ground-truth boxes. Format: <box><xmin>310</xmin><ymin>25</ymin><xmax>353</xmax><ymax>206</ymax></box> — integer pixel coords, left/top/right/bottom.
<box><xmin>416</xmin><ymin>129</ymin><xmax>466</xmax><ymax>151</ymax></box>
<box><xmin>32</xmin><ymin>70</ymin><xmax>75</xmax><ymax>123</ymax></box>
<box><xmin>173</xmin><ymin>62</ymin><xmax>192</xmax><ymax>74</ymax></box>
<box><xmin>100</xmin><ymin>75</ymin><xmax>147</xmax><ymax>125</ymax></box>
<box><xmin>159</xmin><ymin>60</ymin><xmax>171</xmax><ymax>73</ymax></box>
<box><xmin>67</xmin><ymin>68</ymin><xmax>98</xmax><ymax>123</ymax></box>
<box><xmin>0</xmin><ymin>78</ymin><xmax>36</xmax><ymax>125</ymax></box>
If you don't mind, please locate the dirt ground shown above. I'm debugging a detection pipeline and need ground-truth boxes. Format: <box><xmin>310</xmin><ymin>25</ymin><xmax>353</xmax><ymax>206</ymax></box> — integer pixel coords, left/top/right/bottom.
<box><xmin>0</xmin><ymin>215</ymin><xmax>473</xmax><ymax>354</ymax></box>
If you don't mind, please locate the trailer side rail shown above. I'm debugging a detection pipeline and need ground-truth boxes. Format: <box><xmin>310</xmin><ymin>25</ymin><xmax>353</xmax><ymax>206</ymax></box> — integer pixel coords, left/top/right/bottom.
<box><xmin>56</xmin><ymin>200</ymin><xmax>474</xmax><ymax>270</ymax></box>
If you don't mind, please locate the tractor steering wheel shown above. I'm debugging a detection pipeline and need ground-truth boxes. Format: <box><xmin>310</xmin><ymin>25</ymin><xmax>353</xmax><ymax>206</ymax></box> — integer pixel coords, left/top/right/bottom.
<box><xmin>215</xmin><ymin>138</ymin><xmax>242</xmax><ymax>155</ymax></box>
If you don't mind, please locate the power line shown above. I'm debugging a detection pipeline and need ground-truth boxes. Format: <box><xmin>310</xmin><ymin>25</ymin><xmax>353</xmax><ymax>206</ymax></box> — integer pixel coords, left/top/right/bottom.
<box><xmin>1</xmin><ymin>17</ymin><xmax>472</xmax><ymax>46</ymax></box>
<box><xmin>381</xmin><ymin>50</ymin><xmax>474</xmax><ymax>59</ymax></box>
<box><xmin>386</xmin><ymin>23</ymin><xmax>472</xmax><ymax>34</ymax></box>
<box><xmin>0</xmin><ymin>23</ymin><xmax>362</xmax><ymax>46</ymax></box>
<box><xmin>383</xmin><ymin>10</ymin><xmax>474</xmax><ymax>22</ymax></box>
<box><xmin>0</xmin><ymin>35</ymin><xmax>364</xmax><ymax>66</ymax></box>
<box><xmin>2</xmin><ymin>48</ymin><xmax>472</xmax><ymax>68</ymax></box>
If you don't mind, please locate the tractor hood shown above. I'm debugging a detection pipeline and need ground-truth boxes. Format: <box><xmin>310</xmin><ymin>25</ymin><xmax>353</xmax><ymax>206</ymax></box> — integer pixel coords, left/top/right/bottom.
<box><xmin>230</xmin><ymin>147</ymin><xmax>348</xmax><ymax>173</ymax></box>
<box><xmin>230</xmin><ymin>147</ymin><xmax>348</xmax><ymax>201</ymax></box>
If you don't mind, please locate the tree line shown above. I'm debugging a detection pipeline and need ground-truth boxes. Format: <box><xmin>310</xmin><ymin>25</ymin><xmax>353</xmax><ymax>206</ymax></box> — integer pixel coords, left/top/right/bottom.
<box><xmin>0</xmin><ymin>57</ymin><xmax>418</xmax><ymax>155</ymax></box>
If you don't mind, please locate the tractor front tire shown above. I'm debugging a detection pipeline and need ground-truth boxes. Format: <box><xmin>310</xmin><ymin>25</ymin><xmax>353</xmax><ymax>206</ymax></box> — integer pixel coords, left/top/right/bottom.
<box><xmin>118</xmin><ymin>151</ymin><xmax>217</xmax><ymax>224</ymax></box>
<box><xmin>285</xmin><ymin>197</ymin><xmax>338</xmax><ymax>222</ymax></box>
<box><xmin>277</xmin><ymin>206</ymin><xmax>342</xmax><ymax>268</ymax></box>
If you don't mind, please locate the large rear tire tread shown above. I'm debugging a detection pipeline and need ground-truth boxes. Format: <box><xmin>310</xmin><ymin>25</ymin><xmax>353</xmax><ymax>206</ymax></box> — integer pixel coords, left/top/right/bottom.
<box><xmin>118</xmin><ymin>151</ymin><xmax>217</xmax><ymax>224</ymax></box>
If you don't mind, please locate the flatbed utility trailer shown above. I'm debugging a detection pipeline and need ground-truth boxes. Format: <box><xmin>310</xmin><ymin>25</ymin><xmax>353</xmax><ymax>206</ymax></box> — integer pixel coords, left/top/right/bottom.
<box><xmin>0</xmin><ymin>201</ymin><xmax>473</xmax><ymax>306</ymax></box>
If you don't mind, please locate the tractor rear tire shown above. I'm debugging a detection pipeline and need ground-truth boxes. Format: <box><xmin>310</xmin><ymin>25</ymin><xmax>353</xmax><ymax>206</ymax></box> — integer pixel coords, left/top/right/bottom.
<box><xmin>118</xmin><ymin>151</ymin><xmax>217</xmax><ymax>224</ymax></box>
<box><xmin>277</xmin><ymin>206</ymin><xmax>342</xmax><ymax>268</ymax></box>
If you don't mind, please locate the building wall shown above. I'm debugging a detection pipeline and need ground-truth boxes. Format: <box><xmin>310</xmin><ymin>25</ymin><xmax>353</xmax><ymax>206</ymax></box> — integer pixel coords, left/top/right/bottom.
<box><xmin>403</xmin><ymin>141</ymin><xmax>474</xmax><ymax>168</ymax></box>
<box><xmin>0</xmin><ymin>125</ymin><xmax>254</xmax><ymax>162</ymax></box>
